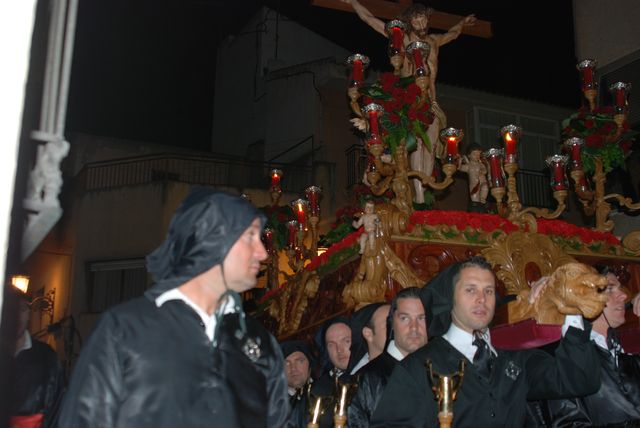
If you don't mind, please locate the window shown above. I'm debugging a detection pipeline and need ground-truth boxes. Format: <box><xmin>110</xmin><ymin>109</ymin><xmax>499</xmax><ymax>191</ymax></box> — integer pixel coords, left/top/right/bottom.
<box><xmin>472</xmin><ymin>107</ymin><xmax>561</xmax><ymax>207</ymax></box>
<box><xmin>87</xmin><ymin>258</ymin><xmax>149</xmax><ymax>313</ymax></box>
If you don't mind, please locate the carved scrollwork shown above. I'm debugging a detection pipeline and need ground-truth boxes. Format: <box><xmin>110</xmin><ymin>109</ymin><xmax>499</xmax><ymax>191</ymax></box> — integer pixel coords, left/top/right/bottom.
<box><xmin>623</xmin><ymin>230</ymin><xmax>640</xmax><ymax>256</ymax></box>
<box><xmin>481</xmin><ymin>231</ymin><xmax>575</xmax><ymax>295</ymax></box>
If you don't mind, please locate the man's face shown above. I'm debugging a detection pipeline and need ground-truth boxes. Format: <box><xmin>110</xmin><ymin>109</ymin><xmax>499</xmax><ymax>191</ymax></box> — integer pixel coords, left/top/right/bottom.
<box><xmin>222</xmin><ymin>218</ymin><xmax>268</xmax><ymax>292</ymax></box>
<box><xmin>410</xmin><ymin>14</ymin><xmax>429</xmax><ymax>40</ymax></box>
<box><xmin>325</xmin><ymin>322</ymin><xmax>351</xmax><ymax>371</ymax></box>
<box><xmin>599</xmin><ymin>273</ymin><xmax>627</xmax><ymax>329</ymax></box>
<box><xmin>363</xmin><ymin>305</ymin><xmax>390</xmax><ymax>358</ymax></box>
<box><xmin>285</xmin><ymin>351</ymin><xmax>311</xmax><ymax>389</ymax></box>
<box><xmin>393</xmin><ymin>297</ymin><xmax>427</xmax><ymax>356</ymax></box>
<box><xmin>451</xmin><ymin>266</ymin><xmax>496</xmax><ymax>333</ymax></box>
<box><xmin>470</xmin><ymin>150</ymin><xmax>482</xmax><ymax>161</ymax></box>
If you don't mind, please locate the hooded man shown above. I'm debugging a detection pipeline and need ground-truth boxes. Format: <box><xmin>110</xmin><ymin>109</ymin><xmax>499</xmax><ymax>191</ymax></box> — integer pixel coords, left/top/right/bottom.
<box><xmin>311</xmin><ymin>316</ymin><xmax>352</xmax><ymax>428</ymax></box>
<box><xmin>348</xmin><ymin>287</ymin><xmax>428</xmax><ymax>427</ymax></box>
<box><xmin>281</xmin><ymin>340</ymin><xmax>314</xmax><ymax>427</ymax></box>
<box><xmin>349</xmin><ymin>302</ymin><xmax>390</xmax><ymax>375</ymax></box>
<box><xmin>10</xmin><ymin>290</ymin><xmax>65</xmax><ymax>428</ymax></box>
<box><xmin>370</xmin><ymin>256</ymin><xmax>601</xmax><ymax>428</ymax></box>
<box><xmin>58</xmin><ymin>188</ymin><xmax>289</xmax><ymax>428</ymax></box>
<box><xmin>537</xmin><ymin>265</ymin><xmax>640</xmax><ymax>427</ymax></box>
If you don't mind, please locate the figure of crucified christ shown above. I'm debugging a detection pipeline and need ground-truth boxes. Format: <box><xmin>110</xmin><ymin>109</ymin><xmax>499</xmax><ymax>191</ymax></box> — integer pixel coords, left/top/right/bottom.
<box><xmin>342</xmin><ymin>0</ymin><xmax>476</xmax><ymax>204</ymax></box>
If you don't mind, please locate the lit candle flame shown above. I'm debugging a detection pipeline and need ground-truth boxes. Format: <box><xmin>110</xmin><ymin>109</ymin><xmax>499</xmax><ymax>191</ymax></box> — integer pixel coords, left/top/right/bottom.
<box><xmin>338</xmin><ymin>384</ymin><xmax>348</xmax><ymax>416</ymax></box>
<box><xmin>312</xmin><ymin>397</ymin><xmax>322</xmax><ymax>424</ymax></box>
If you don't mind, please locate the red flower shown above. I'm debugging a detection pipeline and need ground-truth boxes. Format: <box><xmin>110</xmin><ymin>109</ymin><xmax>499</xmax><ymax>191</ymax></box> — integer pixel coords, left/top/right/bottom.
<box><xmin>584</xmin><ymin>119</ymin><xmax>595</xmax><ymax>129</ymax></box>
<box><xmin>585</xmin><ymin>134</ymin><xmax>603</xmax><ymax>148</ymax></box>
<box><xmin>599</xmin><ymin>121</ymin><xmax>616</xmax><ymax>134</ymax></box>
<box><xmin>407</xmin><ymin>108</ymin><xmax>418</xmax><ymax>121</ymax></box>
<box><xmin>389</xmin><ymin>113</ymin><xmax>400</xmax><ymax>124</ymax></box>
<box><xmin>380</xmin><ymin>72</ymin><xmax>399</xmax><ymax>92</ymax></box>
<box><xmin>620</xmin><ymin>140</ymin><xmax>633</xmax><ymax>153</ymax></box>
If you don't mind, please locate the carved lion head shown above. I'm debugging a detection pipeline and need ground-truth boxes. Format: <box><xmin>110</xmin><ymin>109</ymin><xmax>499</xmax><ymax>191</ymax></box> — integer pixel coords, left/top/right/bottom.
<box><xmin>546</xmin><ymin>262</ymin><xmax>608</xmax><ymax>318</ymax></box>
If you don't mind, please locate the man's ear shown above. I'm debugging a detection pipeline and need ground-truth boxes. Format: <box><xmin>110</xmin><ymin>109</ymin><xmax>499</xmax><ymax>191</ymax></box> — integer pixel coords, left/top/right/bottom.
<box><xmin>362</xmin><ymin>326</ymin><xmax>373</xmax><ymax>343</ymax></box>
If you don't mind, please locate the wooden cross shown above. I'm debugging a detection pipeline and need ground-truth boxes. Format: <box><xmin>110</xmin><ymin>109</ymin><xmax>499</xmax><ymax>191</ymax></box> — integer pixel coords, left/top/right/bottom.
<box><xmin>311</xmin><ymin>0</ymin><xmax>492</xmax><ymax>38</ymax></box>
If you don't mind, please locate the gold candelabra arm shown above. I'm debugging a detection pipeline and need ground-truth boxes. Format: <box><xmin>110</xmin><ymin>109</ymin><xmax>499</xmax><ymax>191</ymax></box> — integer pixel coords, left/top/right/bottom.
<box><xmin>348</xmin><ymin>87</ymin><xmax>364</xmax><ymax>119</ymax></box>
<box><xmin>369</xmin><ymin>176</ymin><xmax>393</xmax><ymax>196</ymax></box>
<box><xmin>584</xmin><ymin>88</ymin><xmax>598</xmax><ymax>112</ymax></box>
<box><xmin>512</xmin><ymin>190</ymin><xmax>569</xmax><ymax>233</ymax></box>
<box><xmin>408</xmin><ymin>162</ymin><xmax>457</xmax><ymax>191</ymax></box>
<box><xmin>308</xmin><ymin>215</ymin><xmax>320</xmax><ymax>253</ymax></box>
<box><xmin>503</xmin><ymin>162</ymin><xmax>522</xmax><ymax>214</ymax></box>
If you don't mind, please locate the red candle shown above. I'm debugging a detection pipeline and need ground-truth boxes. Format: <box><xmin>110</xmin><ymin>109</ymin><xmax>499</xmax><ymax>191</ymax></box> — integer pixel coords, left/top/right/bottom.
<box><xmin>571</xmin><ymin>144</ymin><xmax>582</xmax><ymax>165</ymax></box>
<box><xmin>446</xmin><ymin>136</ymin><xmax>459</xmax><ymax>158</ymax></box>
<box><xmin>270</xmin><ymin>169</ymin><xmax>282</xmax><ymax>188</ymax></box>
<box><xmin>352</xmin><ymin>59</ymin><xmax>363</xmax><ymax>83</ymax></box>
<box><xmin>263</xmin><ymin>228</ymin><xmax>273</xmax><ymax>253</ymax></box>
<box><xmin>504</xmin><ymin>133</ymin><xmax>516</xmax><ymax>157</ymax></box>
<box><xmin>293</xmin><ymin>199</ymin><xmax>306</xmax><ymax>226</ymax></box>
<box><xmin>368</xmin><ymin>110</ymin><xmax>379</xmax><ymax>136</ymax></box>
<box><xmin>546</xmin><ymin>155</ymin><xmax>568</xmax><ymax>191</ymax></box>
<box><xmin>577</xmin><ymin>59</ymin><xmax>597</xmax><ymax>90</ymax></box>
<box><xmin>552</xmin><ymin>163</ymin><xmax>566</xmax><ymax>190</ymax></box>
<box><xmin>582</xmin><ymin>67</ymin><xmax>593</xmax><ymax>88</ymax></box>
<box><xmin>566</xmin><ymin>138</ymin><xmax>583</xmax><ymax>171</ymax></box>
<box><xmin>615</xmin><ymin>88</ymin><xmax>626</xmax><ymax>108</ymax></box>
<box><xmin>391</xmin><ymin>27</ymin><xmax>403</xmax><ymax>50</ymax></box>
<box><xmin>305</xmin><ymin>186</ymin><xmax>321</xmax><ymax>215</ymax></box>
<box><xmin>486</xmin><ymin>150</ymin><xmax>504</xmax><ymax>188</ymax></box>
<box><xmin>500</xmin><ymin>125</ymin><xmax>520</xmax><ymax>163</ymax></box>
<box><xmin>287</xmin><ymin>220</ymin><xmax>298</xmax><ymax>248</ymax></box>
<box><xmin>412</xmin><ymin>49</ymin><xmax>423</xmax><ymax>69</ymax></box>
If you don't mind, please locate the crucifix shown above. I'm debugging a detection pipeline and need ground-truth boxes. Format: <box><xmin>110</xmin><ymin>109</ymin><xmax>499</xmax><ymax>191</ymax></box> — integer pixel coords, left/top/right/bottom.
<box><xmin>313</xmin><ymin>0</ymin><xmax>492</xmax><ymax>205</ymax></box>
<box><xmin>311</xmin><ymin>0</ymin><xmax>492</xmax><ymax>38</ymax></box>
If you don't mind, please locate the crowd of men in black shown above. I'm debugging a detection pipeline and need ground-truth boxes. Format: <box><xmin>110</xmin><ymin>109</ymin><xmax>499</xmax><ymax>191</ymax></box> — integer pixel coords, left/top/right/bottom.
<box><xmin>9</xmin><ymin>189</ymin><xmax>640</xmax><ymax>428</ymax></box>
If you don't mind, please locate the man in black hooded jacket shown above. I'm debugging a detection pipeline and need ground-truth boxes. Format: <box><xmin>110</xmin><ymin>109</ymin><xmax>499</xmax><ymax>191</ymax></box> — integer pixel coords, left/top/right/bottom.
<box><xmin>370</xmin><ymin>256</ymin><xmax>601</xmax><ymax>428</ymax></box>
<box><xmin>57</xmin><ymin>188</ymin><xmax>289</xmax><ymax>428</ymax></box>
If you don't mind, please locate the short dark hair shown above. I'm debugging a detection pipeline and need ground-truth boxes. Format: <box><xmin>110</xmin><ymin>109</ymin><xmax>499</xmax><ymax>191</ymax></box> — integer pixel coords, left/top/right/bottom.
<box><xmin>451</xmin><ymin>256</ymin><xmax>494</xmax><ymax>289</ymax></box>
<box><xmin>388</xmin><ymin>287</ymin><xmax>424</xmax><ymax>338</ymax></box>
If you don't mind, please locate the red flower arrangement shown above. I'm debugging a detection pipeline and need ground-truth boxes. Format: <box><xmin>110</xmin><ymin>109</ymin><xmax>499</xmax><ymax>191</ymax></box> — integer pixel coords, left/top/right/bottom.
<box><xmin>536</xmin><ymin>219</ymin><xmax>620</xmax><ymax>246</ymax></box>
<box><xmin>360</xmin><ymin>72</ymin><xmax>434</xmax><ymax>153</ymax></box>
<box><xmin>407</xmin><ymin>210</ymin><xmax>620</xmax><ymax>247</ymax></box>
<box><xmin>407</xmin><ymin>210</ymin><xmax>519</xmax><ymax>234</ymax></box>
<box><xmin>561</xmin><ymin>106</ymin><xmax>632</xmax><ymax>174</ymax></box>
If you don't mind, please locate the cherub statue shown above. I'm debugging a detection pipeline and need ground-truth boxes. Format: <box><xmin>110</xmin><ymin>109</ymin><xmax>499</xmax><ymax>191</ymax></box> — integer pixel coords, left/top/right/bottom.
<box><xmin>353</xmin><ymin>201</ymin><xmax>380</xmax><ymax>254</ymax></box>
<box><xmin>458</xmin><ymin>143</ymin><xmax>489</xmax><ymax>211</ymax></box>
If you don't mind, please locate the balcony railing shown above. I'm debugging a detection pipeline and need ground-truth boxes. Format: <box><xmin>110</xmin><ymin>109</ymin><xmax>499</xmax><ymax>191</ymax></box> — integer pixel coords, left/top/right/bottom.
<box><xmin>80</xmin><ymin>153</ymin><xmax>317</xmax><ymax>194</ymax></box>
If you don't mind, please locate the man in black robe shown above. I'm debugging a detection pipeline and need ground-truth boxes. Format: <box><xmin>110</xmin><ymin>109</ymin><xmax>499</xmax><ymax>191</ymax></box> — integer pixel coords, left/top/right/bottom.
<box><xmin>349</xmin><ymin>302</ymin><xmax>390</xmax><ymax>375</ymax></box>
<box><xmin>58</xmin><ymin>188</ymin><xmax>289</xmax><ymax>427</ymax></box>
<box><xmin>371</xmin><ymin>256</ymin><xmax>601</xmax><ymax>428</ymax></box>
<box><xmin>537</xmin><ymin>266</ymin><xmax>640</xmax><ymax>427</ymax></box>
<box><xmin>348</xmin><ymin>287</ymin><xmax>428</xmax><ymax>427</ymax></box>
<box><xmin>10</xmin><ymin>291</ymin><xmax>65</xmax><ymax>428</ymax></box>
<box><xmin>312</xmin><ymin>316</ymin><xmax>353</xmax><ymax>428</ymax></box>
<box><xmin>282</xmin><ymin>340</ymin><xmax>314</xmax><ymax>427</ymax></box>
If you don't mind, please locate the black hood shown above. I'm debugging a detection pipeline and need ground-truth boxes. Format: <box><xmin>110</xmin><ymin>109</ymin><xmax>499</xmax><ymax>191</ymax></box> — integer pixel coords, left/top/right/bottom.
<box><xmin>419</xmin><ymin>262</ymin><xmax>463</xmax><ymax>338</ymax></box>
<box><xmin>313</xmin><ymin>316</ymin><xmax>351</xmax><ymax>375</ymax></box>
<box><xmin>145</xmin><ymin>187</ymin><xmax>266</xmax><ymax>300</ymax></box>
<box><xmin>348</xmin><ymin>302</ymin><xmax>387</xmax><ymax>373</ymax></box>
<box><xmin>280</xmin><ymin>340</ymin><xmax>314</xmax><ymax>366</ymax></box>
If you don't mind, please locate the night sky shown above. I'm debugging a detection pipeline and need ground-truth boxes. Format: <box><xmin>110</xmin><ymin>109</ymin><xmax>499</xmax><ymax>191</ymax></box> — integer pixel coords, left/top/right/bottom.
<box><xmin>64</xmin><ymin>0</ymin><xmax>580</xmax><ymax>151</ymax></box>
